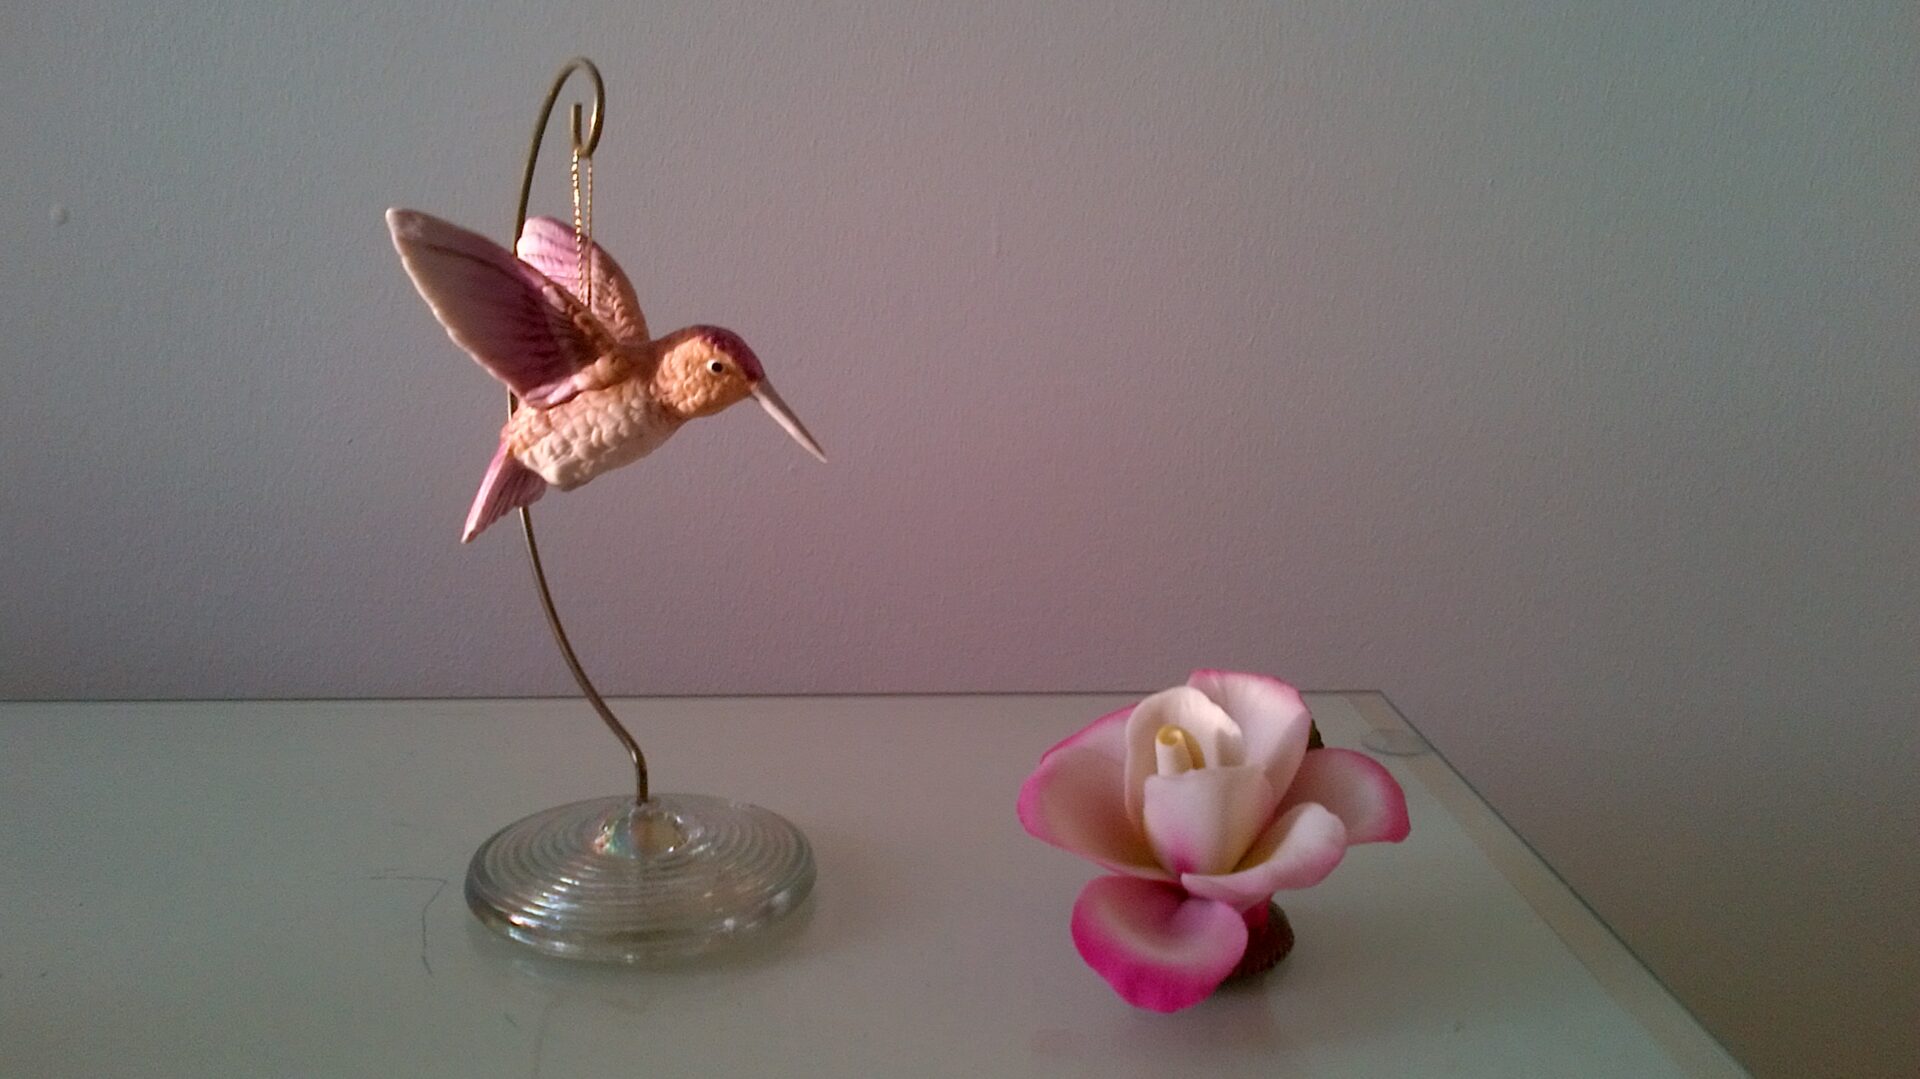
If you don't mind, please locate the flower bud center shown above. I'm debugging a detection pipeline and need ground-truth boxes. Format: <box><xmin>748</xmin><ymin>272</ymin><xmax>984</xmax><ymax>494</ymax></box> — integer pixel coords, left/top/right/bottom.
<box><xmin>1153</xmin><ymin>725</ymin><xmax>1204</xmax><ymax>775</ymax></box>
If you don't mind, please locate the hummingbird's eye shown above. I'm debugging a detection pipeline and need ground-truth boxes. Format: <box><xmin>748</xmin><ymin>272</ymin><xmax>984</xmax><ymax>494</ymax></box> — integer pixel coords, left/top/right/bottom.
<box><xmin>706</xmin><ymin>359</ymin><xmax>727</xmax><ymax>375</ymax></box>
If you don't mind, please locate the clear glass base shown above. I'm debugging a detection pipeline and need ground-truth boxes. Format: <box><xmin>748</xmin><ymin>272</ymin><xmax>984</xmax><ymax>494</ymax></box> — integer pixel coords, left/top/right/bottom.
<box><xmin>464</xmin><ymin>792</ymin><xmax>815</xmax><ymax>963</ymax></box>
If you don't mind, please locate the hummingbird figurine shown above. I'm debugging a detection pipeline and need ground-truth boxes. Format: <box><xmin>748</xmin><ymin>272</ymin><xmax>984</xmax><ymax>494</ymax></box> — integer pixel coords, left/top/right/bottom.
<box><xmin>386</xmin><ymin>208</ymin><xmax>826</xmax><ymax>542</ymax></box>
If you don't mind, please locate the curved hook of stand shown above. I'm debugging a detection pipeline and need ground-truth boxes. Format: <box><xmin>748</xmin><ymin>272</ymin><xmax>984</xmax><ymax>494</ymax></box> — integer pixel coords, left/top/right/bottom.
<box><xmin>514</xmin><ymin>57</ymin><xmax>604</xmax><ymax>234</ymax></box>
<box><xmin>509</xmin><ymin>57</ymin><xmax>649</xmax><ymax>807</ymax></box>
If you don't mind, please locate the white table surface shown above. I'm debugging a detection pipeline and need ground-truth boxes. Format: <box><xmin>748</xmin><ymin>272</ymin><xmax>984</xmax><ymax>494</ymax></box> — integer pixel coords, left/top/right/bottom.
<box><xmin>1</xmin><ymin>694</ymin><xmax>1743</xmax><ymax>1078</ymax></box>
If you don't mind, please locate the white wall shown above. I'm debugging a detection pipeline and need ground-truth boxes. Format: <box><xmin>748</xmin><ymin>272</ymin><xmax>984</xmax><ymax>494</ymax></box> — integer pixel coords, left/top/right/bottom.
<box><xmin>4</xmin><ymin>3</ymin><xmax>1914</xmax><ymax>1074</ymax></box>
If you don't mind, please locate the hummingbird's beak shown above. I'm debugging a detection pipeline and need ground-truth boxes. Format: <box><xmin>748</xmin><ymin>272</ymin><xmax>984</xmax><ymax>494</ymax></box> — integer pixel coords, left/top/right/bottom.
<box><xmin>751</xmin><ymin>380</ymin><xmax>828</xmax><ymax>463</ymax></box>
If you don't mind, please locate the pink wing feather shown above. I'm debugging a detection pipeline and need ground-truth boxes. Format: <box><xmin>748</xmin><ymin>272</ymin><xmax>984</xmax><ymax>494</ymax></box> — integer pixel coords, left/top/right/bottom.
<box><xmin>515</xmin><ymin>216</ymin><xmax>651</xmax><ymax>345</ymax></box>
<box><xmin>386</xmin><ymin>208</ymin><xmax>605</xmax><ymax>406</ymax></box>
<box><xmin>463</xmin><ymin>441</ymin><xmax>547</xmax><ymax>543</ymax></box>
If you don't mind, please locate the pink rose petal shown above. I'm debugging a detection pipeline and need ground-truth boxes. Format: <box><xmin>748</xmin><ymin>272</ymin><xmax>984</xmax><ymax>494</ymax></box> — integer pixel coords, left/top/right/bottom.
<box><xmin>1071</xmin><ymin>875</ymin><xmax>1249</xmax><ymax>1012</ymax></box>
<box><xmin>1187</xmin><ymin>669</ymin><xmax>1313</xmax><ymax>798</ymax></box>
<box><xmin>1140</xmin><ymin>765</ymin><xmax>1279</xmax><ymax>876</ymax></box>
<box><xmin>1018</xmin><ymin>746</ymin><xmax>1170</xmax><ymax>880</ymax></box>
<box><xmin>1182</xmin><ymin>802</ymin><xmax>1348</xmax><ymax>909</ymax></box>
<box><xmin>1282</xmin><ymin>748</ymin><xmax>1412</xmax><ymax>845</ymax></box>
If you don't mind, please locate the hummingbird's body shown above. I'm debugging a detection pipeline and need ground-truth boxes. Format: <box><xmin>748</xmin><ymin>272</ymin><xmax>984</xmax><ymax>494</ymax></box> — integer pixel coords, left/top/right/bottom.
<box><xmin>385</xmin><ymin>209</ymin><xmax>824</xmax><ymax>541</ymax></box>
<box><xmin>506</xmin><ymin>350</ymin><xmax>672</xmax><ymax>490</ymax></box>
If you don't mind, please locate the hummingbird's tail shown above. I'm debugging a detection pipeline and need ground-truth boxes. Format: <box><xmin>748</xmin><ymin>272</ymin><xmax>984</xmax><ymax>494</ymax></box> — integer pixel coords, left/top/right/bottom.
<box><xmin>463</xmin><ymin>442</ymin><xmax>548</xmax><ymax>543</ymax></box>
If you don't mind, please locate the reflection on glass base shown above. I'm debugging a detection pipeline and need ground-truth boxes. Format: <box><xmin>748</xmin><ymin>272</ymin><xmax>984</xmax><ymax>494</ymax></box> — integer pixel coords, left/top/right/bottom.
<box><xmin>465</xmin><ymin>793</ymin><xmax>815</xmax><ymax>963</ymax></box>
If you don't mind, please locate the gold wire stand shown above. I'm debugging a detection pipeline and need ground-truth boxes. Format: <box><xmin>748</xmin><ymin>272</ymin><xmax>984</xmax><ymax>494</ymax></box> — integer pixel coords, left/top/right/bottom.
<box><xmin>508</xmin><ymin>57</ymin><xmax>648</xmax><ymax>807</ymax></box>
<box><xmin>464</xmin><ymin>59</ymin><xmax>816</xmax><ymax>962</ymax></box>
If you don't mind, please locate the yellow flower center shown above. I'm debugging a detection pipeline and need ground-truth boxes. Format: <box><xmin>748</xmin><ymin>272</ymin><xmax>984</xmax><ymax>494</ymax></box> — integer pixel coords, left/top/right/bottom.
<box><xmin>1154</xmin><ymin>724</ymin><xmax>1204</xmax><ymax>775</ymax></box>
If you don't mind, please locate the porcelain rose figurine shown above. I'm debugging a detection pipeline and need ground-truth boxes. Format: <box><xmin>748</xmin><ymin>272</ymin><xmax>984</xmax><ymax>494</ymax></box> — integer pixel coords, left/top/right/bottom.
<box><xmin>1017</xmin><ymin>671</ymin><xmax>1410</xmax><ymax>1011</ymax></box>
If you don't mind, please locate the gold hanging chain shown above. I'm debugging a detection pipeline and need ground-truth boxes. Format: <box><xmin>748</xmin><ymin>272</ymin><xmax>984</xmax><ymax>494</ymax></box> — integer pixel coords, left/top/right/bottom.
<box><xmin>571</xmin><ymin>142</ymin><xmax>595</xmax><ymax>310</ymax></box>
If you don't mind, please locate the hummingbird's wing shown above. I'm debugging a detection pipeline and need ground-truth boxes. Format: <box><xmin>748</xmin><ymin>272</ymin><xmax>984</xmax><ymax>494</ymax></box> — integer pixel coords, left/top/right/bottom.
<box><xmin>387</xmin><ymin>209</ymin><xmax>612</xmax><ymax>407</ymax></box>
<box><xmin>516</xmin><ymin>216</ymin><xmax>650</xmax><ymax>346</ymax></box>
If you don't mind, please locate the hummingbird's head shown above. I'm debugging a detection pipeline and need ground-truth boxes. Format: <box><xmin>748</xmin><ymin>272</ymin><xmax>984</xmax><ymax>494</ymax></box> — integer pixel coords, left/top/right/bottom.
<box><xmin>658</xmin><ymin>325</ymin><xmax>761</xmax><ymax>417</ymax></box>
<box><xmin>656</xmin><ymin>325</ymin><xmax>827</xmax><ymax>462</ymax></box>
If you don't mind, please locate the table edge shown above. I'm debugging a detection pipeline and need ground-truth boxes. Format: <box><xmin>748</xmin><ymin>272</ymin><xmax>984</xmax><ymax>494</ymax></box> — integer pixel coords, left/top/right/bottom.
<box><xmin>1346</xmin><ymin>693</ymin><xmax>1746</xmax><ymax>1079</ymax></box>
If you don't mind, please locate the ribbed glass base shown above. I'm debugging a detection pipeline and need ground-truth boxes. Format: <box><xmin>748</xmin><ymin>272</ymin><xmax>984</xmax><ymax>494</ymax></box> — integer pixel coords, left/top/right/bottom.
<box><xmin>465</xmin><ymin>793</ymin><xmax>815</xmax><ymax>963</ymax></box>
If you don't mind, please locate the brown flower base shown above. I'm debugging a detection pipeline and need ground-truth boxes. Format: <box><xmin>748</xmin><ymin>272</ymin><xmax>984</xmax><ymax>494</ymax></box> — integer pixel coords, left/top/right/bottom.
<box><xmin>1228</xmin><ymin>901</ymin><xmax>1295</xmax><ymax>981</ymax></box>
